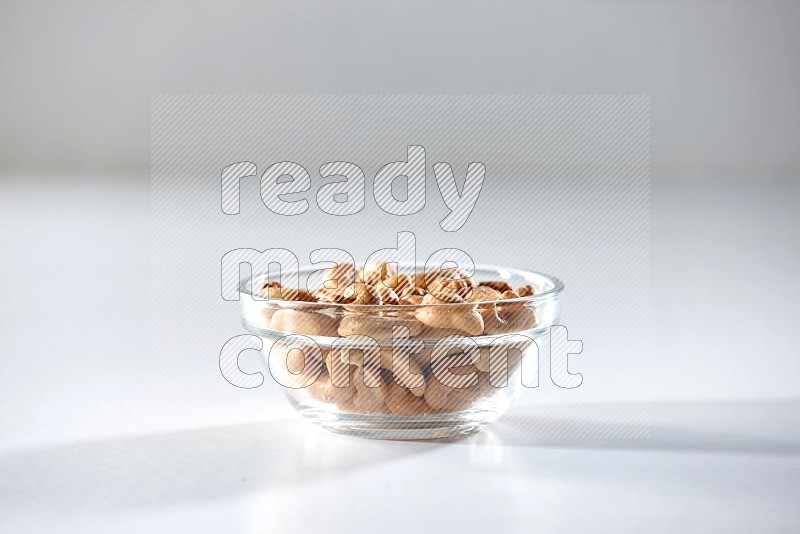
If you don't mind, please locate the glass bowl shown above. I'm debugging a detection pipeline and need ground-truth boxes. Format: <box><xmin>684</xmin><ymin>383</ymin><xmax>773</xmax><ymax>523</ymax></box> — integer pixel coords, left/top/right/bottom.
<box><xmin>240</xmin><ymin>264</ymin><xmax>563</xmax><ymax>440</ymax></box>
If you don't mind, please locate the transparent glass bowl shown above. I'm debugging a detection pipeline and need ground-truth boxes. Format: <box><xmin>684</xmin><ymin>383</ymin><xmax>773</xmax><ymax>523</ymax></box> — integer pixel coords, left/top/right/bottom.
<box><xmin>240</xmin><ymin>265</ymin><xmax>563</xmax><ymax>440</ymax></box>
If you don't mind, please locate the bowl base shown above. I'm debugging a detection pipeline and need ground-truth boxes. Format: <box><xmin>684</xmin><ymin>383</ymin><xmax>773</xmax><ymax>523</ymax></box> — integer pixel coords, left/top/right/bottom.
<box><xmin>289</xmin><ymin>397</ymin><xmax>503</xmax><ymax>440</ymax></box>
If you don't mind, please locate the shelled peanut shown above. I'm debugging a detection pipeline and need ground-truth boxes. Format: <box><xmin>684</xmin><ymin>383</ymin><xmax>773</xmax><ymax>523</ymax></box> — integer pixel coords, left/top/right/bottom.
<box><xmin>255</xmin><ymin>263</ymin><xmax>536</xmax><ymax>336</ymax></box>
<box><xmin>271</xmin><ymin>338</ymin><xmax>531</xmax><ymax>416</ymax></box>
<box><xmin>255</xmin><ymin>262</ymin><xmax>538</xmax><ymax>415</ymax></box>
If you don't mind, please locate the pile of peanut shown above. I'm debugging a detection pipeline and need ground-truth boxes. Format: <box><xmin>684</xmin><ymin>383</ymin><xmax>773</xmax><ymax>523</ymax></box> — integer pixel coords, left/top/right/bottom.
<box><xmin>255</xmin><ymin>262</ymin><xmax>537</xmax><ymax>415</ymax></box>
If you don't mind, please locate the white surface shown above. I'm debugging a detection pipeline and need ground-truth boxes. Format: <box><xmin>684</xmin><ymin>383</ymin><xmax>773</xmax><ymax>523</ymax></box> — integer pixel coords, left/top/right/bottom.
<box><xmin>1</xmin><ymin>400</ymin><xmax>798</xmax><ymax>534</ymax></box>
<box><xmin>1</xmin><ymin>177</ymin><xmax>799</xmax><ymax>532</ymax></box>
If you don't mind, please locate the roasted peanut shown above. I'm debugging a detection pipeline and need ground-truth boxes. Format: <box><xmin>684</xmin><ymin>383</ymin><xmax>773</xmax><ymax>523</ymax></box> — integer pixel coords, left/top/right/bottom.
<box><xmin>481</xmin><ymin>290</ymin><xmax>536</xmax><ymax>334</ymax></box>
<box><xmin>479</xmin><ymin>280</ymin><xmax>513</xmax><ymax>293</ymax></box>
<box><xmin>270</xmin><ymin>309</ymin><xmax>340</xmax><ymax>337</ymax></box>
<box><xmin>373</xmin><ymin>284</ymin><xmax>400</xmax><ymax>305</ymax></box>
<box><xmin>427</xmin><ymin>276</ymin><xmax>474</xmax><ymax>301</ymax></box>
<box><xmin>331</xmin><ymin>343</ymin><xmax>425</xmax><ymax>396</ymax></box>
<box><xmin>323</xmin><ymin>350</ymin><xmax>354</xmax><ymax>386</ymax></box>
<box><xmin>473</xmin><ymin>343</ymin><xmax>525</xmax><ymax>376</ymax></box>
<box><xmin>415</xmin><ymin>293</ymin><xmax>484</xmax><ymax>336</ymax></box>
<box><xmin>415</xmin><ymin>267</ymin><xmax>472</xmax><ymax>290</ymax></box>
<box><xmin>255</xmin><ymin>306</ymin><xmax>277</xmax><ymax>328</ymax></box>
<box><xmin>258</xmin><ymin>282</ymin><xmax>317</xmax><ymax>303</ymax></box>
<box><xmin>337</xmin><ymin>312</ymin><xmax>423</xmax><ymax>339</ymax></box>
<box><xmin>429</xmin><ymin>338</ymin><xmax>482</xmax><ymax>366</ymax></box>
<box><xmin>351</xmin><ymin>366</ymin><xmax>386</xmax><ymax>412</ymax></box>
<box><xmin>385</xmin><ymin>379</ymin><xmax>430</xmax><ymax>416</ymax></box>
<box><xmin>307</xmin><ymin>370</ymin><xmax>356</xmax><ymax>404</ymax></box>
<box><xmin>279</xmin><ymin>288</ymin><xmax>318</xmax><ymax>302</ymax></box>
<box><xmin>268</xmin><ymin>341</ymin><xmax>325</xmax><ymax>388</ymax></box>
<box><xmin>517</xmin><ymin>284</ymin><xmax>534</xmax><ymax>297</ymax></box>
<box><xmin>417</xmin><ymin>324</ymin><xmax>469</xmax><ymax>339</ymax></box>
<box><xmin>468</xmin><ymin>285</ymin><xmax>504</xmax><ymax>308</ymax></box>
<box><xmin>405</xmin><ymin>342</ymin><xmax>434</xmax><ymax>369</ymax></box>
<box><xmin>424</xmin><ymin>359</ymin><xmax>487</xmax><ymax>412</ymax></box>
<box><xmin>380</xmin><ymin>346</ymin><xmax>425</xmax><ymax>396</ymax></box>
<box><xmin>332</xmin><ymin>397</ymin><xmax>370</xmax><ymax>414</ymax></box>
<box><xmin>257</xmin><ymin>280</ymin><xmax>282</xmax><ymax>294</ymax></box>
<box><xmin>399</xmin><ymin>294</ymin><xmax>424</xmax><ymax>306</ymax></box>
<box><xmin>414</xmin><ymin>271</ymin><xmax>431</xmax><ymax>290</ymax></box>
<box><xmin>284</xmin><ymin>346</ymin><xmax>324</xmax><ymax>375</ymax></box>
<box><xmin>383</xmin><ymin>274</ymin><xmax>415</xmax><ymax>295</ymax></box>
<box><xmin>474</xmin><ymin>346</ymin><xmax>493</xmax><ymax>374</ymax></box>
<box><xmin>313</xmin><ymin>287</ymin><xmax>349</xmax><ymax>304</ymax></box>
<box><xmin>363</xmin><ymin>261</ymin><xmax>397</xmax><ymax>287</ymax></box>
<box><xmin>341</xmin><ymin>283</ymin><xmax>381</xmax><ymax>310</ymax></box>
<box><xmin>242</xmin><ymin>295</ymin><xmax>279</xmax><ymax>328</ymax></box>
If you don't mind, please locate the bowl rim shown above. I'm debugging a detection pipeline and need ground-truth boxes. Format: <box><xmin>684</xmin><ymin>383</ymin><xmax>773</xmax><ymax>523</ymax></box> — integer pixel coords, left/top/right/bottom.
<box><xmin>239</xmin><ymin>263</ymin><xmax>564</xmax><ymax>310</ymax></box>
